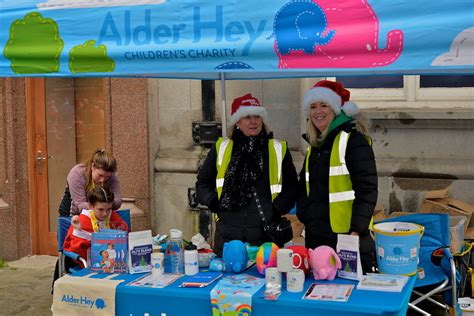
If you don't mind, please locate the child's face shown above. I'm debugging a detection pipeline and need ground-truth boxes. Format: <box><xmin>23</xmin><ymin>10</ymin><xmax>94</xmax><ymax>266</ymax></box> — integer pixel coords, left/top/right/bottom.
<box><xmin>92</xmin><ymin>202</ymin><xmax>113</xmax><ymax>221</ymax></box>
<box><xmin>108</xmin><ymin>244</ymin><xmax>114</xmax><ymax>250</ymax></box>
<box><xmin>102</xmin><ymin>251</ymin><xmax>109</xmax><ymax>260</ymax></box>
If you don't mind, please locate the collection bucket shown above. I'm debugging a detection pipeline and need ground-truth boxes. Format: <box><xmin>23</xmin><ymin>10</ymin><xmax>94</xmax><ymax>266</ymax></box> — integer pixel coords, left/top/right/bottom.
<box><xmin>371</xmin><ymin>222</ymin><xmax>424</xmax><ymax>276</ymax></box>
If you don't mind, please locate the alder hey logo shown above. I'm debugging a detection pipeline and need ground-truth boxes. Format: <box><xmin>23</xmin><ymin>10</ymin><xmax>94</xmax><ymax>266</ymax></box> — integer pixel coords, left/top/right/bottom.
<box><xmin>61</xmin><ymin>294</ymin><xmax>107</xmax><ymax>309</ymax></box>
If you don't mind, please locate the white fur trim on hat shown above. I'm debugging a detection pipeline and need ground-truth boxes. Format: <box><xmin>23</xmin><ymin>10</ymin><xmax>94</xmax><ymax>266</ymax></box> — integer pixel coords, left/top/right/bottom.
<box><xmin>303</xmin><ymin>87</ymin><xmax>342</xmax><ymax>116</ymax></box>
<box><xmin>230</xmin><ymin>106</ymin><xmax>268</xmax><ymax>127</ymax></box>
<box><xmin>342</xmin><ymin>101</ymin><xmax>358</xmax><ymax>116</ymax></box>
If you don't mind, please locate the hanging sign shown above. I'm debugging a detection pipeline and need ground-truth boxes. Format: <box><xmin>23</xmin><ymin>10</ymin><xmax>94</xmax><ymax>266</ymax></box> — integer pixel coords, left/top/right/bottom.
<box><xmin>0</xmin><ymin>0</ymin><xmax>473</xmax><ymax>78</ymax></box>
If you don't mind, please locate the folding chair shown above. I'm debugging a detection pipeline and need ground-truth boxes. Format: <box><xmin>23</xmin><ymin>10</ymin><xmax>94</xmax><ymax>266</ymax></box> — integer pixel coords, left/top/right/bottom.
<box><xmin>57</xmin><ymin>209</ymin><xmax>131</xmax><ymax>277</ymax></box>
<box><xmin>381</xmin><ymin>213</ymin><xmax>460</xmax><ymax>316</ymax></box>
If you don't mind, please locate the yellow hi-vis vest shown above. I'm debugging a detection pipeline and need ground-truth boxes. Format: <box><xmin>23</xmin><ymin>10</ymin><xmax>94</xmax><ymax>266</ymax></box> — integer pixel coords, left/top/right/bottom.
<box><xmin>305</xmin><ymin>131</ymin><xmax>373</xmax><ymax>233</ymax></box>
<box><xmin>215</xmin><ymin>137</ymin><xmax>287</xmax><ymax>202</ymax></box>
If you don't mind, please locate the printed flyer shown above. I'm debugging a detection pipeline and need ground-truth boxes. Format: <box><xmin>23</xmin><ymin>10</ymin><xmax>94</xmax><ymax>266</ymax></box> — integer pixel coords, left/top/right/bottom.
<box><xmin>302</xmin><ymin>283</ymin><xmax>354</xmax><ymax>302</ymax></box>
<box><xmin>90</xmin><ymin>229</ymin><xmax>128</xmax><ymax>274</ymax></box>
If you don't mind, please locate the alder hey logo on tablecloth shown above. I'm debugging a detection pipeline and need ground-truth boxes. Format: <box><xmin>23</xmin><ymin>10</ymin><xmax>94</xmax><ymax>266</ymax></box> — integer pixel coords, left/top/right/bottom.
<box><xmin>61</xmin><ymin>294</ymin><xmax>107</xmax><ymax>310</ymax></box>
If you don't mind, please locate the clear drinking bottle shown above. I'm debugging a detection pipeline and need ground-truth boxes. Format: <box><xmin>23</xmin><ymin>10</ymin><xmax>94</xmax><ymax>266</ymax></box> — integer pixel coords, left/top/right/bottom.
<box><xmin>165</xmin><ymin>229</ymin><xmax>184</xmax><ymax>274</ymax></box>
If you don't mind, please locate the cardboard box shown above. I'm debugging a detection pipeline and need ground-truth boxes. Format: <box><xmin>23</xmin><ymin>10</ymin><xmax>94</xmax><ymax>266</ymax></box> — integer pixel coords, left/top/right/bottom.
<box><xmin>419</xmin><ymin>190</ymin><xmax>473</xmax><ymax>233</ymax></box>
<box><xmin>424</xmin><ymin>188</ymin><xmax>449</xmax><ymax>199</ymax></box>
<box><xmin>373</xmin><ymin>209</ymin><xmax>387</xmax><ymax>222</ymax></box>
<box><xmin>284</xmin><ymin>214</ymin><xmax>305</xmax><ymax>245</ymax></box>
<box><xmin>373</xmin><ymin>203</ymin><xmax>388</xmax><ymax>222</ymax></box>
<box><xmin>449</xmin><ymin>216</ymin><xmax>466</xmax><ymax>254</ymax></box>
<box><xmin>466</xmin><ymin>227</ymin><xmax>474</xmax><ymax>240</ymax></box>
<box><xmin>387</xmin><ymin>211</ymin><xmax>414</xmax><ymax>219</ymax></box>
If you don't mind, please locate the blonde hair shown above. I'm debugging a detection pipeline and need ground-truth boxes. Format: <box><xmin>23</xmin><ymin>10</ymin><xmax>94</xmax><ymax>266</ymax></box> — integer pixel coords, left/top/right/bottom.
<box><xmin>84</xmin><ymin>148</ymin><xmax>117</xmax><ymax>193</ymax></box>
<box><xmin>306</xmin><ymin>111</ymin><xmax>370</xmax><ymax>147</ymax></box>
<box><xmin>306</xmin><ymin>116</ymin><xmax>334</xmax><ymax>147</ymax></box>
<box><xmin>306</xmin><ymin>120</ymin><xmax>320</xmax><ymax>147</ymax></box>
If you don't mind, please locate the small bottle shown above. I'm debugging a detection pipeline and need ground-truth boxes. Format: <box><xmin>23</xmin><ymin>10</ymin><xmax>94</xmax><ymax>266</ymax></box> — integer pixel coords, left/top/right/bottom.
<box><xmin>151</xmin><ymin>252</ymin><xmax>164</xmax><ymax>276</ymax></box>
<box><xmin>151</xmin><ymin>252</ymin><xmax>165</xmax><ymax>275</ymax></box>
<box><xmin>184</xmin><ymin>244</ymin><xmax>199</xmax><ymax>276</ymax></box>
<box><xmin>165</xmin><ymin>229</ymin><xmax>184</xmax><ymax>274</ymax></box>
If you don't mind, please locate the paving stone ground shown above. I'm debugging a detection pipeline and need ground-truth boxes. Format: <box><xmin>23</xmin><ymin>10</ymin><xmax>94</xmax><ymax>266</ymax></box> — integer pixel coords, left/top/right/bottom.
<box><xmin>0</xmin><ymin>255</ymin><xmax>56</xmax><ymax>316</ymax></box>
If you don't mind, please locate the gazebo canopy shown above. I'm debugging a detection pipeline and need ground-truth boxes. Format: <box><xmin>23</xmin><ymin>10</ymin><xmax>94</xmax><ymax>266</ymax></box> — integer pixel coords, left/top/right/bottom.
<box><xmin>1</xmin><ymin>0</ymin><xmax>473</xmax><ymax>79</ymax></box>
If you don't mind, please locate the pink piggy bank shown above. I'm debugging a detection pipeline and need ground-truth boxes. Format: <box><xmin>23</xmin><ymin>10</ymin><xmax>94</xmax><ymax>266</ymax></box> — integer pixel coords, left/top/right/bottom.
<box><xmin>308</xmin><ymin>245</ymin><xmax>342</xmax><ymax>281</ymax></box>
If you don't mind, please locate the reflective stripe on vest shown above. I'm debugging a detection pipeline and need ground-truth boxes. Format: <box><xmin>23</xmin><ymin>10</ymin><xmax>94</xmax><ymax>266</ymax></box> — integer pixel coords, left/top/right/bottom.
<box><xmin>305</xmin><ymin>147</ymin><xmax>312</xmax><ymax>196</ymax></box>
<box><xmin>215</xmin><ymin>137</ymin><xmax>286</xmax><ymax>202</ymax></box>
<box><xmin>268</xmin><ymin>139</ymin><xmax>287</xmax><ymax>200</ymax></box>
<box><xmin>305</xmin><ymin>131</ymin><xmax>353</xmax><ymax>233</ymax></box>
<box><xmin>328</xmin><ymin>131</ymin><xmax>354</xmax><ymax>233</ymax></box>
<box><xmin>215</xmin><ymin>137</ymin><xmax>233</xmax><ymax>200</ymax></box>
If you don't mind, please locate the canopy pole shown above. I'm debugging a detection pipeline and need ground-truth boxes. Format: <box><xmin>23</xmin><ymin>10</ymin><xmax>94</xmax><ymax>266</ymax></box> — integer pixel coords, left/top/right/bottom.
<box><xmin>220</xmin><ymin>72</ymin><xmax>227</xmax><ymax>137</ymax></box>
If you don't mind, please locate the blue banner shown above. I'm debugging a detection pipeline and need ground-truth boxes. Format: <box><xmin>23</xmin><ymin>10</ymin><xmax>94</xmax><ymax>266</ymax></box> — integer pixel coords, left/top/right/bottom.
<box><xmin>0</xmin><ymin>0</ymin><xmax>473</xmax><ymax>79</ymax></box>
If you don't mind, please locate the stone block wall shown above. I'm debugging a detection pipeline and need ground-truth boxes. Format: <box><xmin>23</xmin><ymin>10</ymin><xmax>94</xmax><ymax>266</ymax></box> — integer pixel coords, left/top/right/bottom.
<box><xmin>368</xmin><ymin>109</ymin><xmax>474</xmax><ymax>213</ymax></box>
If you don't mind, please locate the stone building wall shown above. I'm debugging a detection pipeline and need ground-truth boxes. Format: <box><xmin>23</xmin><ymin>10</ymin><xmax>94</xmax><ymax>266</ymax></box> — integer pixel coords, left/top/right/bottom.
<box><xmin>0</xmin><ymin>75</ymin><xmax>471</xmax><ymax>259</ymax></box>
<box><xmin>0</xmin><ymin>78</ymin><xmax>152</xmax><ymax>260</ymax></box>
<box><xmin>151</xmin><ymin>78</ymin><xmax>474</xmax><ymax>241</ymax></box>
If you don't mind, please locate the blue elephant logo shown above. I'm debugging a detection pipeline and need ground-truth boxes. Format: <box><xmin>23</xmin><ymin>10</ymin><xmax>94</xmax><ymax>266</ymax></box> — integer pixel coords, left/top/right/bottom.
<box><xmin>273</xmin><ymin>0</ymin><xmax>336</xmax><ymax>55</ymax></box>
<box><xmin>393</xmin><ymin>247</ymin><xmax>402</xmax><ymax>256</ymax></box>
<box><xmin>95</xmin><ymin>298</ymin><xmax>106</xmax><ymax>309</ymax></box>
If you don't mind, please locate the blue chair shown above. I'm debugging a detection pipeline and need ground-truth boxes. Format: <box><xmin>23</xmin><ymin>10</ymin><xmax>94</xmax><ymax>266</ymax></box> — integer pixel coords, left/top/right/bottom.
<box><xmin>57</xmin><ymin>209</ymin><xmax>131</xmax><ymax>277</ymax></box>
<box><xmin>380</xmin><ymin>213</ymin><xmax>460</xmax><ymax>316</ymax></box>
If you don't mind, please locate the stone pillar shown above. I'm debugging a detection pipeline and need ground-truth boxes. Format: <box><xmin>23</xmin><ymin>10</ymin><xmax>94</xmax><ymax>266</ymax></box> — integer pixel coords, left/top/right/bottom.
<box><xmin>0</xmin><ymin>78</ymin><xmax>29</xmax><ymax>260</ymax></box>
<box><xmin>110</xmin><ymin>78</ymin><xmax>151</xmax><ymax>232</ymax></box>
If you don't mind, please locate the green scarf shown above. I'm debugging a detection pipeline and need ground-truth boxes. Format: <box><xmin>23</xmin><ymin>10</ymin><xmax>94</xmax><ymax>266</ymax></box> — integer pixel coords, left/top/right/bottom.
<box><xmin>318</xmin><ymin>112</ymin><xmax>352</xmax><ymax>147</ymax></box>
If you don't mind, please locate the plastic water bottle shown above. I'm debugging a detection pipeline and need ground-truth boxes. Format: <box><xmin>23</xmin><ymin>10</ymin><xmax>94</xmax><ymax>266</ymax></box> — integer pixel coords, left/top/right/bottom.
<box><xmin>165</xmin><ymin>229</ymin><xmax>184</xmax><ymax>274</ymax></box>
<box><xmin>184</xmin><ymin>244</ymin><xmax>199</xmax><ymax>276</ymax></box>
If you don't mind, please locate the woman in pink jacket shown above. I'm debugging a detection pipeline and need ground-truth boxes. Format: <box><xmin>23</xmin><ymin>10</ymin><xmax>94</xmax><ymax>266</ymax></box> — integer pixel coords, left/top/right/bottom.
<box><xmin>59</xmin><ymin>148</ymin><xmax>122</xmax><ymax>216</ymax></box>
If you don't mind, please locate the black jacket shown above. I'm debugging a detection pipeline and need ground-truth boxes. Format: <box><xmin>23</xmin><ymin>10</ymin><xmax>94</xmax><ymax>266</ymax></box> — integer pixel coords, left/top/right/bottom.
<box><xmin>296</xmin><ymin>120</ymin><xmax>377</xmax><ymax>268</ymax></box>
<box><xmin>196</xmin><ymin>137</ymin><xmax>298</xmax><ymax>256</ymax></box>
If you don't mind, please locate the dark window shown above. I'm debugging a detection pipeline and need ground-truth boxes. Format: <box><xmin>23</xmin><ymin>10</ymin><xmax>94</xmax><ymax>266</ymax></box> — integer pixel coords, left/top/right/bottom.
<box><xmin>420</xmin><ymin>75</ymin><xmax>474</xmax><ymax>88</ymax></box>
<box><xmin>336</xmin><ymin>76</ymin><xmax>404</xmax><ymax>88</ymax></box>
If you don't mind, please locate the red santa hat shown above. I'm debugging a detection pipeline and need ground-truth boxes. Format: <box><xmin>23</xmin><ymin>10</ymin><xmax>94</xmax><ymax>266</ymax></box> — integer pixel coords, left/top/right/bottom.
<box><xmin>303</xmin><ymin>80</ymin><xmax>358</xmax><ymax>117</ymax></box>
<box><xmin>230</xmin><ymin>93</ymin><xmax>268</xmax><ymax>127</ymax></box>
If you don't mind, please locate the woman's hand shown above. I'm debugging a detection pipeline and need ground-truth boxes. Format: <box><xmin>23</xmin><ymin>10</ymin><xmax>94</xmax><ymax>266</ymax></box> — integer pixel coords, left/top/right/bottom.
<box><xmin>350</xmin><ymin>231</ymin><xmax>359</xmax><ymax>236</ymax></box>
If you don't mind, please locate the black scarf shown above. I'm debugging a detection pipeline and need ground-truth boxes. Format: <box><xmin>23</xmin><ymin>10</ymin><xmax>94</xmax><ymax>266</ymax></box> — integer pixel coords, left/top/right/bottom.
<box><xmin>220</xmin><ymin>129</ymin><xmax>267</xmax><ymax>211</ymax></box>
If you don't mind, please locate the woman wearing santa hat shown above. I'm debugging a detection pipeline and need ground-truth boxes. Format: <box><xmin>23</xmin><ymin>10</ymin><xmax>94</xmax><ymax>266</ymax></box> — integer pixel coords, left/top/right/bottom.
<box><xmin>297</xmin><ymin>80</ymin><xmax>377</xmax><ymax>273</ymax></box>
<box><xmin>196</xmin><ymin>93</ymin><xmax>298</xmax><ymax>257</ymax></box>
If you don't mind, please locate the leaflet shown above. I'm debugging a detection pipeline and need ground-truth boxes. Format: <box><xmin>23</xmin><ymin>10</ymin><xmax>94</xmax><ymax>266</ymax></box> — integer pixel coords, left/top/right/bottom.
<box><xmin>126</xmin><ymin>273</ymin><xmax>183</xmax><ymax>288</ymax></box>
<box><xmin>302</xmin><ymin>283</ymin><xmax>354</xmax><ymax>302</ymax></box>
<box><xmin>179</xmin><ymin>271</ymin><xmax>223</xmax><ymax>288</ymax></box>
<box><xmin>356</xmin><ymin>273</ymin><xmax>409</xmax><ymax>292</ymax></box>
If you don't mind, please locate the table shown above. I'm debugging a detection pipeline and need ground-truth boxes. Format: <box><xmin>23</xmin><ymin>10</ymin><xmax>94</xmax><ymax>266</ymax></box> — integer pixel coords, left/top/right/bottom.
<box><xmin>72</xmin><ymin>267</ymin><xmax>415</xmax><ymax>316</ymax></box>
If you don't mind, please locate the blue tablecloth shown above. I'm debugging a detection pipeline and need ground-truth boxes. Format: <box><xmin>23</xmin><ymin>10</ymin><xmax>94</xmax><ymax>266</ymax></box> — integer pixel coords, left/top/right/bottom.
<box><xmin>72</xmin><ymin>267</ymin><xmax>415</xmax><ymax>316</ymax></box>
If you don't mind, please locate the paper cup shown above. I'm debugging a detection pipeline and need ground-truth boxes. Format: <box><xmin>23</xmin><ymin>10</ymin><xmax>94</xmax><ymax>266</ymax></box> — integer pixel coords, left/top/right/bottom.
<box><xmin>287</xmin><ymin>269</ymin><xmax>305</xmax><ymax>293</ymax></box>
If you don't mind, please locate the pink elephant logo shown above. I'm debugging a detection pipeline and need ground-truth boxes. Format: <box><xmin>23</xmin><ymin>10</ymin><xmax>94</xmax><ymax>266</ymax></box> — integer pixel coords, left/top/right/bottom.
<box><xmin>275</xmin><ymin>0</ymin><xmax>404</xmax><ymax>69</ymax></box>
